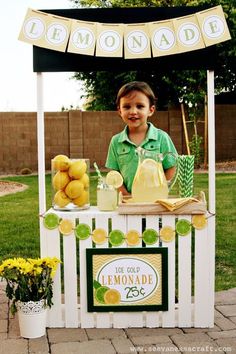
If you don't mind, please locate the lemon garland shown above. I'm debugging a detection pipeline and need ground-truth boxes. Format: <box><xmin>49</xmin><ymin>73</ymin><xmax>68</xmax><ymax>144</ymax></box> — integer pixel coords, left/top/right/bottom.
<box><xmin>41</xmin><ymin>213</ymin><xmax>208</xmax><ymax>245</ymax></box>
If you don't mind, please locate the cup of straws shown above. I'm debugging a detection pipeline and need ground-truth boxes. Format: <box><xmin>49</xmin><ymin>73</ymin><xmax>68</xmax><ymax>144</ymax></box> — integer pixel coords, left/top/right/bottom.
<box><xmin>178</xmin><ymin>155</ymin><xmax>195</xmax><ymax>198</ymax></box>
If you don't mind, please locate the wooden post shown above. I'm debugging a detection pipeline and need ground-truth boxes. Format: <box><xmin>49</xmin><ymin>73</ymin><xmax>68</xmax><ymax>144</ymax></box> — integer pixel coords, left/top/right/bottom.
<box><xmin>181</xmin><ymin>103</ymin><xmax>191</xmax><ymax>155</ymax></box>
<box><xmin>204</xmin><ymin>95</ymin><xmax>208</xmax><ymax>169</ymax></box>
<box><xmin>37</xmin><ymin>72</ymin><xmax>47</xmax><ymax>257</ymax></box>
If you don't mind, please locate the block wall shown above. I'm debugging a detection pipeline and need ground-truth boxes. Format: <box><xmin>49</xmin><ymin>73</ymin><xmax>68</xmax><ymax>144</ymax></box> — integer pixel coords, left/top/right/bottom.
<box><xmin>0</xmin><ymin>106</ymin><xmax>235</xmax><ymax>174</ymax></box>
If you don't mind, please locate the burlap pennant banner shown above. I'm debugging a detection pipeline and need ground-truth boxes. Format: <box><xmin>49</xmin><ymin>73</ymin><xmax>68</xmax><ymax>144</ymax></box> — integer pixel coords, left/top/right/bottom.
<box><xmin>18</xmin><ymin>5</ymin><xmax>231</xmax><ymax>58</ymax></box>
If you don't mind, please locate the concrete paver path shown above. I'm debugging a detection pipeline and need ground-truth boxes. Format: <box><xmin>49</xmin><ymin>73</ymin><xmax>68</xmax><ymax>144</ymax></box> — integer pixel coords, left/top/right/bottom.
<box><xmin>1</xmin><ymin>282</ymin><xmax>236</xmax><ymax>354</ymax></box>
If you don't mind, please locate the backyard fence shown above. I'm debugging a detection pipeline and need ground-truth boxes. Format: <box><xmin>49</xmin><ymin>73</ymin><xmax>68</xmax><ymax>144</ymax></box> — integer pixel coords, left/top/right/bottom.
<box><xmin>0</xmin><ymin>105</ymin><xmax>235</xmax><ymax>174</ymax></box>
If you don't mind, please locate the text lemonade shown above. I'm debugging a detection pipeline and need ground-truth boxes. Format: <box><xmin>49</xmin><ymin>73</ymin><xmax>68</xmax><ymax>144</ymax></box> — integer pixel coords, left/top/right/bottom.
<box><xmin>96</xmin><ymin>257</ymin><xmax>160</xmax><ymax>303</ymax></box>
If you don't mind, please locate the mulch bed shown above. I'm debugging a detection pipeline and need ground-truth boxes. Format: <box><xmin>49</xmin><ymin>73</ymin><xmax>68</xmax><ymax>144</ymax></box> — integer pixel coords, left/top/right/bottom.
<box><xmin>0</xmin><ymin>181</ymin><xmax>28</xmax><ymax>196</ymax></box>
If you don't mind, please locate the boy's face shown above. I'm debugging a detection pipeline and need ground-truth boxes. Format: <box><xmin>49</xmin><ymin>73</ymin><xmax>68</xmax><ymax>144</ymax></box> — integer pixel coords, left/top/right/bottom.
<box><xmin>118</xmin><ymin>90</ymin><xmax>155</xmax><ymax>130</ymax></box>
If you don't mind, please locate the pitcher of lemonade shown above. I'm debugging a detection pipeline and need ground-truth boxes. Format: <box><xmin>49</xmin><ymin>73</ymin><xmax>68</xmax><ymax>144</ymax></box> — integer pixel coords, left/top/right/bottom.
<box><xmin>131</xmin><ymin>147</ymin><xmax>178</xmax><ymax>203</ymax></box>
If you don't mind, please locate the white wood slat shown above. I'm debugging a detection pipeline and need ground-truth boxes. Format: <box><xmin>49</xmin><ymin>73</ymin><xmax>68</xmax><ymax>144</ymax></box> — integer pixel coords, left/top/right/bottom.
<box><xmin>63</xmin><ymin>214</ymin><xmax>78</xmax><ymax>328</ymax></box>
<box><xmin>125</xmin><ymin>215</ymin><xmax>144</xmax><ymax>327</ymax></box>
<box><xmin>78</xmin><ymin>215</ymin><xmax>94</xmax><ymax>328</ymax></box>
<box><xmin>145</xmin><ymin>215</ymin><xmax>160</xmax><ymax>328</ymax></box>
<box><xmin>194</xmin><ymin>217</ymin><xmax>210</xmax><ymax>327</ymax></box>
<box><xmin>94</xmin><ymin>214</ymin><xmax>111</xmax><ymax>328</ymax></box>
<box><xmin>111</xmin><ymin>214</ymin><xmax>130</xmax><ymax>328</ymax></box>
<box><xmin>161</xmin><ymin>215</ymin><xmax>176</xmax><ymax>327</ymax></box>
<box><xmin>42</xmin><ymin>223</ymin><xmax>63</xmax><ymax>327</ymax></box>
<box><xmin>207</xmin><ymin>215</ymin><xmax>215</xmax><ymax>327</ymax></box>
<box><xmin>177</xmin><ymin>215</ymin><xmax>192</xmax><ymax>327</ymax></box>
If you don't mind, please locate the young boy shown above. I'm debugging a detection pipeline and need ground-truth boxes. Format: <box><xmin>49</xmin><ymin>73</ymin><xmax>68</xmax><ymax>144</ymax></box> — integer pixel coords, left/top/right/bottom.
<box><xmin>105</xmin><ymin>81</ymin><xmax>177</xmax><ymax>195</ymax></box>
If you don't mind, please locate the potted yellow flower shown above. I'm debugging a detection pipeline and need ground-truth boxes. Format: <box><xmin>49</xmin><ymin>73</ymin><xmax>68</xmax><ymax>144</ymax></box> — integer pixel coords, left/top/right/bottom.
<box><xmin>0</xmin><ymin>257</ymin><xmax>61</xmax><ymax>338</ymax></box>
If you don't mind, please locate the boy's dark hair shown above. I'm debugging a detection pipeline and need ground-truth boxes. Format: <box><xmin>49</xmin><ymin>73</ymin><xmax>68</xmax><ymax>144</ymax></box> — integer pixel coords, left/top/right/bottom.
<box><xmin>116</xmin><ymin>81</ymin><xmax>157</xmax><ymax>107</ymax></box>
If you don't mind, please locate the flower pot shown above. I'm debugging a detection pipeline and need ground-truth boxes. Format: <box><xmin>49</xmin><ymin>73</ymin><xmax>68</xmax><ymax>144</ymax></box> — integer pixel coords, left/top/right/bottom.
<box><xmin>17</xmin><ymin>300</ymin><xmax>47</xmax><ymax>339</ymax></box>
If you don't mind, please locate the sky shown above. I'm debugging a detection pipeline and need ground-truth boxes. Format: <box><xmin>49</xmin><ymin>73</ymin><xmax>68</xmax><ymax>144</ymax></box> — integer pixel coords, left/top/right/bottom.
<box><xmin>0</xmin><ymin>0</ymin><xmax>83</xmax><ymax>112</ymax></box>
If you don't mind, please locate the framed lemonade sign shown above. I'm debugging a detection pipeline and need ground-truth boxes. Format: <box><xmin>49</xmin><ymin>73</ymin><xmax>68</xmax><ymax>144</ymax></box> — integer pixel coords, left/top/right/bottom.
<box><xmin>86</xmin><ymin>248</ymin><xmax>168</xmax><ymax>312</ymax></box>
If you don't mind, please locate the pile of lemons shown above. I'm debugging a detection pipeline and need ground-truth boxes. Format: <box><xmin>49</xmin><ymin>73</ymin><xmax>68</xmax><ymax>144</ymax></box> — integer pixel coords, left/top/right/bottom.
<box><xmin>52</xmin><ymin>154</ymin><xmax>89</xmax><ymax>209</ymax></box>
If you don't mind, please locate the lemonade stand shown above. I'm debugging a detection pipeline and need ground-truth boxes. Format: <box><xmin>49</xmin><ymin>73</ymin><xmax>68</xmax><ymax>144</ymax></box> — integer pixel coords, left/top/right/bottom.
<box><xmin>22</xmin><ymin>5</ymin><xmax>230</xmax><ymax>328</ymax></box>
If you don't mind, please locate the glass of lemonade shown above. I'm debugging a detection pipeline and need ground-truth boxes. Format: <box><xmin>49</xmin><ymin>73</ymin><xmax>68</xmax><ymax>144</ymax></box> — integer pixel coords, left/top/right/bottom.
<box><xmin>97</xmin><ymin>179</ymin><xmax>117</xmax><ymax>211</ymax></box>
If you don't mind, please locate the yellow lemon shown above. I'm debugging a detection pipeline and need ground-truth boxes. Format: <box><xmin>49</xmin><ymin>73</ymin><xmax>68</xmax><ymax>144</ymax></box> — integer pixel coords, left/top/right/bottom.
<box><xmin>160</xmin><ymin>226</ymin><xmax>175</xmax><ymax>243</ymax></box>
<box><xmin>58</xmin><ymin>219</ymin><xmax>74</xmax><ymax>235</ymax></box>
<box><xmin>92</xmin><ymin>228</ymin><xmax>107</xmax><ymax>244</ymax></box>
<box><xmin>104</xmin><ymin>289</ymin><xmax>121</xmax><ymax>305</ymax></box>
<box><xmin>80</xmin><ymin>173</ymin><xmax>89</xmax><ymax>188</ymax></box>
<box><xmin>106</xmin><ymin>171</ymin><xmax>123</xmax><ymax>189</ymax></box>
<box><xmin>68</xmin><ymin>160</ymin><xmax>87</xmax><ymax>179</ymax></box>
<box><xmin>65</xmin><ymin>180</ymin><xmax>84</xmax><ymax>199</ymax></box>
<box><xmin>52</xmin><ymin>171</ymin><xmax>70</xmax><ymax>191</ymax></box>
<box><xmin>192</xmin><ymin>215</ymin><xmax>207</xmax><ymax>230</ymax></box>
<box><xmin>52</xmin><ymin>155</ymin><xmax>71</xmax><ymax>171</ymax></box>
<box><xmin>73</xmin><ymin>190</ymin><xmax>89</xmax><ymax>207</ymax></box>
<box><xmin>126</xmin><ymin>230</ymin><xmax>140</xmax><ymax>246</ymax></box>
<box><xmin>54</xmin><ymin>190</ymin><xmax>71</xmax><ymax>208</ymax></box>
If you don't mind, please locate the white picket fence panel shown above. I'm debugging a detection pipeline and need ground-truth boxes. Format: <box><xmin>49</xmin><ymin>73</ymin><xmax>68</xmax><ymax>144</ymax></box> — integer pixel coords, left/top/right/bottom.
<box><xmin>42</xmin><ymin>207</ymin><xmax>215</xmax><ymax>328</ymax></box>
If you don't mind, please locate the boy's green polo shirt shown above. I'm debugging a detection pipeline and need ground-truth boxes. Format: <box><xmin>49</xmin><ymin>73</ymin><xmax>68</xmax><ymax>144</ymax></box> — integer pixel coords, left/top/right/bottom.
<box><xmin>105</xmin><ymin>123</ymin><xmax>177</xmax><ymax>193</ymax></box>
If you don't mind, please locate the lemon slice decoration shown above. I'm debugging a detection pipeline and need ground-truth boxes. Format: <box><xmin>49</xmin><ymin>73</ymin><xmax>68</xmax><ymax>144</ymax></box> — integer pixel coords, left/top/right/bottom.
<box><xmin>126</xmin><ymin>230</ymin><xmax>141</xmax><ymax>246</ymax></box>
<box><xmin>95</xmin><ymin>286</ymin><xmax>109</xmax><ymax>304</ymax></box>
<box><xmin>92</xmin><ymin>228</ymin><xmax>107</xmax><ymax>244</ymax></box>
<box><xmin>58</xmin><ymin>219</ymin><xmax>74</xmax><ymax>236</ymax></box>
<box><xmin>74</xmin><ymin>223</ymin><xmax>91</xmax><ymax>240</ymax></box>
<box><xmin>43</xmin><ymin>213</ymin><xmax>60</xmax><ymax>230</ymax></box>
<box><xmin>104</xmin><ymin>289</ymin><xmax>121</xmax><ymax>305</ymax></box>
<box><xmin>109</xmin><ymin>230</ymin><xmax>125</xmax><ymax>247</ymax></box>
<box><xmin>142</xmin><ymin>229</ymin><xmax>158</xmax><ymax>245</ymax></box>
<box><xmin>176</xmin><ymin>219</ymin><xmax>192</xmax><ymax>236</ymax></box>
<box><xmin>192</xmin><ymin>215</ymin><xmax>207</xmax><ymax>230</ymax></box>
<box><xmin>160</xmin><ymin>226</ymin><xmax>175</xmax><ymax>243</ymax></box>
<box><xmin>105</xmin><ymin>171</ymin><xmax>123</xmax><ymax>189</ymax></box>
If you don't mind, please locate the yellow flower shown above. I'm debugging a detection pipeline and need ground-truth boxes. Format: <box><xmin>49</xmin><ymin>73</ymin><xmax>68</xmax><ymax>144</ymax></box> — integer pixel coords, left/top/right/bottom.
<box><xmin>0</xmin><ymin>256</ymin><xmax>61</xmax><ymax>315</ymax></box>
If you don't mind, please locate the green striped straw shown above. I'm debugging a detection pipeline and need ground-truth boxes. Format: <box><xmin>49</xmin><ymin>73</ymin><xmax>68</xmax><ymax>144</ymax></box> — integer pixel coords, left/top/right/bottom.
<box><xmin>178</xmin><ymin>155</ymin><xmax>195</xmax><ymax>197</ymax></box>
<box><xmin>93</xmin><ymin>162</ymin><xmax>103</xmax><ymax>181</ymax></box>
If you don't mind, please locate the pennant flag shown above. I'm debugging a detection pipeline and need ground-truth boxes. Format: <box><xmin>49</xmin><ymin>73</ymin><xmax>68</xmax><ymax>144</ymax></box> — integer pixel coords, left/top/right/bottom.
<box><xmin>19</xmin><ymin>8</ymin><xmax>71</xmax><ymax>52</ymax></box>
<box><xmin>68</xmin><ymin>20</ymin><xmax>96</xmax><ymax>55</ymax></box>
<box><xmin>124</xmin><ymin>23</ymin><xmax>151</xmax><ymax>59</ymax></box>
<box><xmin>149</xmin><ymin>20</ymin><xmax>179</xmax><ymax>57</ymax></box>
<box><xmin>197</xmin><ymin>5</ymin><xmax>231</xmax><ymax>46</ymax></box>
<box><xmin>173</xmin><ymin>14</ymin><xmax>205</xmax><ymax>53</ymax></box>
<box><xmin>96</xmin><ymin>23</ymin><xmax>123</xmax><ymax>57</ymax></box>
<box><xmin>18</xmin><ymin>9</ymin><xmax>47</xmax><ymax>45</ymax></box>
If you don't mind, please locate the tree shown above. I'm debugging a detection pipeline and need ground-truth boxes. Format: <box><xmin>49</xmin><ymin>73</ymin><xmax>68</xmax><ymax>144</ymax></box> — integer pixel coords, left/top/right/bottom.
<box><xmin>70</xmin><ymin>0</ymin><xmax>235</xmax><ymax>112</ymax></box>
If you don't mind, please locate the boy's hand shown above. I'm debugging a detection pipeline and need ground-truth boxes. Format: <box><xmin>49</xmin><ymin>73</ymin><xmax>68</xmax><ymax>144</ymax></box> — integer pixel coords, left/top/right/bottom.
<box><xmin>118</xmin><ymin>184</ymin><xmax>131</xmax><ymax>196</ymax></box>
<box><xmin>164</xmin><ymin>166</ymin><xmax>176</xmax><ymax>181</ymax></box>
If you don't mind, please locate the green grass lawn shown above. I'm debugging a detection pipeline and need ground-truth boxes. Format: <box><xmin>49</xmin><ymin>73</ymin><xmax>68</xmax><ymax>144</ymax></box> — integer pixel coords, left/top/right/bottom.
<box><xmin>0</xmin><ymin>172</ymin><xmax>235</xmax><ymax>291</ymax></box>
